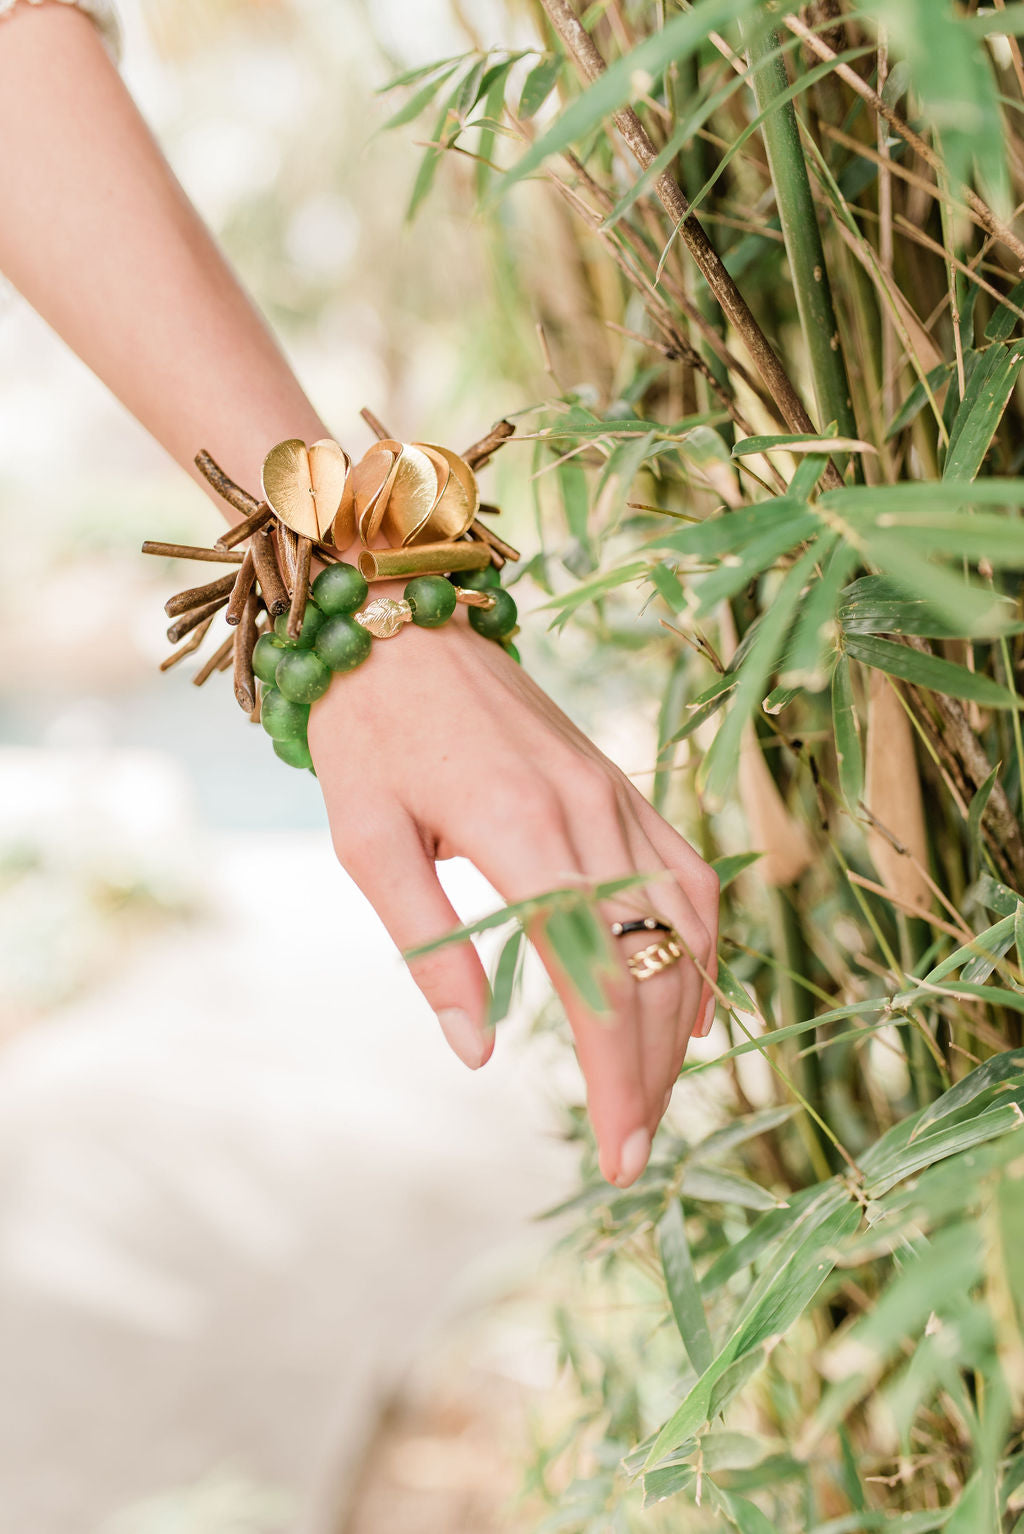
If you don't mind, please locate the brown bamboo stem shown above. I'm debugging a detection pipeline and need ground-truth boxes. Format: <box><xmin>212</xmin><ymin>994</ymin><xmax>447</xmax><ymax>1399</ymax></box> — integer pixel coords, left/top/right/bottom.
<box><xmin>783</xmin><ymin>13</ymin><xmax>1024</xmax><ymax>272</ymax></box>
<box><xmin>167</xmin><ymin>594</ymin><xmax>230</xmax><ymax>644</ymax></box>
<box><xmin>286</xmin><ymin>537</ymin><xmax>313</xmax><ymax>640</ymax></box>
<box><xmin>159</xmin><ymin>612</ymin><xmax>215</xmax><ymax>670</ymax></box>
<box><xmin>214</xmin><ymin>500</ymin><xmax>273</xmax><ymax>550</ymax></box>
<box><xmin>539</xmin><ymin>0</ymin><xmax>825</xmax><ymax>445</ymax></box>
<box><xmin>142</xmin><ymin>541</ymin><xmax>244</xmax><ymax>564</ymax></box>
<box><xmin>461</xmin><ymin>420</ymin><xmax>515</xmax><ymax>469</ymax></box>
<box><xmin>360</xmin><ymin>408</ymin><xmax>393</xmax><ymax>442</ymax></box>
<box><xmin>164</xmin><ymin>571</ymin><xmax>237</xmax><ymax>618</ymax></box>
<box><xmin>193</xmin><ymin>633</ymin><xmax>234</xmax><ymax>686</ymax></box>
<box><xmin>251</xmin><ymin>525</ymin><xmax>289</xmax><ymax>615</ymax></box>
<box><xmin>226</xmin><ymin>548</ymin><xmax>257</xmax><ymax>626</ymax></box>
<box><xmin>233</xmin><ymin>591</ymin><xmax>259</xmax><ymax>712</ymax></box>
<box><xmin>194</xmin><ymin>450</ymin><xmax>263</xmax><ymax>518</ymax></box>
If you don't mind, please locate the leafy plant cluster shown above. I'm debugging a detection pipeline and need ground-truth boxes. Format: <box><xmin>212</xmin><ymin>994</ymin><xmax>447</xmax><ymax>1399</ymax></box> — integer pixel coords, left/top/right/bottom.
<box><xmin>384</xmin><ymin>3</ymin><xmax>1024</xmax><ymax>1529</ymax></box>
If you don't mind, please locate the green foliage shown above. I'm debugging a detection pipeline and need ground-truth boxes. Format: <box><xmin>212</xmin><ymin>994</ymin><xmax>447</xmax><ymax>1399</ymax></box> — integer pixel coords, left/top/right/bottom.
<box><xmin>384</xmin><ymin>2</ymin><xmax>1024</xmax><ymax>1528</ymax></box>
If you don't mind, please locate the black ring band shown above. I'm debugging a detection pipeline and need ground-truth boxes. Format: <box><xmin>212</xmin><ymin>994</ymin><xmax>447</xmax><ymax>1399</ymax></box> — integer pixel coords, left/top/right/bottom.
<box><xmin>609</xmin><ymin>917</ymin><xmax>673</xmax><ymax>939</ymax></box>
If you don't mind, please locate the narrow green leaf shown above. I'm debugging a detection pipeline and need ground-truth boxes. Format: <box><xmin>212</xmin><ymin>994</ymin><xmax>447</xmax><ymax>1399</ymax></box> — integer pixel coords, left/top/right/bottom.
<box><xmin>733</xmin><ymin>432</ymin><xmax>875</xmax><ymax>457</ymax></box>
<box><xmin>985</xmin><ymin>277</ymin><xmax>1024</xmax><ymax>341</ymax></box>
<box><xmin>487</xmin><ymin>925</ymin><xmax>525</xmax><ymax>1029</ymax></box>
<box><xmin>693</xmin><ymin>512</ymin><xmax>821</xmax><ymax>614</ymax></box>
<box><xmin>380</xmin><ymin>61</ymin><xmax>460</xmax><ymax>130</ymax></box>
<box><xmin>519</xmin><ymin>54</ymin><xmax>561</xmax><ymax>118</ymax></box>
<box><xmin>831</xmin><ymin>654</ymin><xmax>863</xmax><ymax>811</ymax></box>
<box><xmin>943</xmin><ymin>339</ymin><xmax>1024</xmax><ymax>482</ymax></box>
<box><xmin>843</xmin><ymin>633</ymin><xmax>1023</xmax><ymax>709</ymax></box>
<box><xmin>838</xmin><ymin>574</ymin><xmax>1018</xmax><ymax>639</ymax></box>
<box><xmin>501</xmin><ymin>0</ymin><xmax>761</xmax><ymax>192</ymax></box>
<box><xmin>712</xmin><ymin>852</ymin><xmax>762</xmax><ymax>890</ymax></box>
<box><xmin>967</xmin><ymin>765</ymin><xmax>999</xmax><ymax>851</ymax></box>
<box><xmin>658</xmin><ymin>1199</ymin><xmax>714</xmax><ymax>1374</ymax></box>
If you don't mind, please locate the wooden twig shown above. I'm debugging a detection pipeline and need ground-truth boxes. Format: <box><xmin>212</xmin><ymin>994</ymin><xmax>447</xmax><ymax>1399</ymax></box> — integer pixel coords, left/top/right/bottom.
<box><xmin>159</xmin><ymin>612</ymin><xmax>215</xmax><ymax>671</ymax></box>
<box><xmin>193</xmin><ymin>632</ymin><xmax>234</xmax><ymax>686</ymax></box>
<box><xmin>277</xmin><ymin>524</ymin><xmax>299</xmax><ymax>593</ymax></box>
<box><xmin>214</xmin><ymin>500</ymin><xmax>273</xmax><ymax>550</ymax></box>
<box><xmin>142</xmin><ymin>541</ymin><xmax>244</xmax><ymax>564</ymax></box>
<box><xmin>360</xmin><ymin>407</ymin><xmax>393</xmax><ymax>441</ymax></box>
<box><xmin>167</xmin><ymin>593</ymin><xmax>230</xmax><ymax>644</ymax></box>
<box><xmin>163</xmin><ymin>571</ymin><xmax>237</xmax><ymax>618</ymax></box>
<box><xmin>251</xmin><ymin>525</ymin><xmax>289</xmax><ymax>615</ymax></box>
<box><xmin>539</xmin><ymin>0</ymin><xmax>837</xmax><ymax>482</ymax></box>
<box><xmin>461</xmin><ymin>419</ymin><xmax>515</xmax><ymax>469</ymax></box>
<box><xmin>286</xmin><ymin>537</ymin><xmax>313</xmax><ymax>640</ymax></box>
<box><xmin>226</xmin><ymin>548</ymin><xmax>257</xmax><ymax>626</ymax></box>
<box><xmin>233</xmin><ymin>591</ymin><xmax>259</xmax><ymax>713</ymax></box>
<box><xmin>194</xmin><ymin>450</ymin><xmax>262</xmax><ymax>518</ymax></box>
<box><xmin>467</xmin><ymin>519</ymin><xmax>520</xmax><ymax>562</ymax></box>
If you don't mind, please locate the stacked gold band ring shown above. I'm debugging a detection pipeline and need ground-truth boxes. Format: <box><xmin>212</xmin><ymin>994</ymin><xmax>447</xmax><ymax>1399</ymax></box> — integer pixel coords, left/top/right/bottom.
<box><xmin>609</xmin><ymin>917</ymin><xmax>685</xmax><ymax>982</ymax></box>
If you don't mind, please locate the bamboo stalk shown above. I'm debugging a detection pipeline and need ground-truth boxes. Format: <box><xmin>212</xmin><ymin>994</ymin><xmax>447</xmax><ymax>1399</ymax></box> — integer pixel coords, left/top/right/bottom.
<box><xmin>225</xmin><ymin>548</ymin><xmax>257</xmax><ymax>626</ymax></box>
<box><xmin>539</xmin><ymin>0</ymin><xmax>829</xmax><ymax>455</ymax></box>
<box><xmin>741</xmin><ymin>21</ymin><xmax>857</xmax><ymax>447</ymax></box>
<box><xmin>164</xmin><ymin>571</ymin><xmax>237</xmax><ymax>618</ymax></box>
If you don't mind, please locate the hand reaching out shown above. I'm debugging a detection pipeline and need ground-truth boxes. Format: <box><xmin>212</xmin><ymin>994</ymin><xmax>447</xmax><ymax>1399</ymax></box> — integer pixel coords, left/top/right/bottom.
<box><xmin>308</xmin><ymin>588</ymin><xmax>720</xmax><ymax>1188</ymax></box>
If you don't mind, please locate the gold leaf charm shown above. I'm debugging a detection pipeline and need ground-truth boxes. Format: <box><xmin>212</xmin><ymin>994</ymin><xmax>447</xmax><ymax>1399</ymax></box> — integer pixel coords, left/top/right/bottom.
<box><xmin>354</xmin><ymin>596</ymin><xmax>413</xmax><ymax>638</ymax></box>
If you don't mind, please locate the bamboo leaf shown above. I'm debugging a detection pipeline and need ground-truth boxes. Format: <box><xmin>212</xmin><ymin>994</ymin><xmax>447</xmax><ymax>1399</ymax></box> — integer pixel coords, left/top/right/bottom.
<box><xmin>519</xmin><ymin>54</ymin><xmax>562</xmax><ymax>118</ymax></box>
<box><xmin>843</xmin><ymin>633</ymin><xmax>1023</xmax><ymax>709</ymax></box>
<box><xmin>487</xmin><ymin>925</ymin><xmax>525</xmax><ymax>1029</ymax></box>
<box><xmin>501</xmin><ymin>0</ymin><xmax>762</xmax><ymax>193</ymax></box>
<box><xmin>733</xmin><ymin>433</ymin><xmax>875</xmax><ymax>457</ymax></box>
<box><xmin>943</xmin><ymin>340</ymin><xmax>1024</xmax><ymax>482</ymax></box>
<box><xmin>712</xmin><ymin>852</ymin><xmax>762</xmax><ymax>890</ymax></box>
<box><xmin>658</xmin><ymin>1199</ymin><xmax>714</xmax><ymax>1375</ymax></box>
<box><xmin>831</xmin><ymin>654</ymin><xmax>863</xmax><ymax>812</ymax></box>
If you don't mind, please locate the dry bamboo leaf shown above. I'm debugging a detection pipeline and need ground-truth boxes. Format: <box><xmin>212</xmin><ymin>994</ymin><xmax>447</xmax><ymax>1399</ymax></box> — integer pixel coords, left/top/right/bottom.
<box><xmin>738</xmin><ymin>722</ymin><xmax>815</xmax><ymax>887</ymax></box>
<box><xmin>864</xmin><ymin>668</ymin><xmax>933</xmax><ymax>914</ymax></box>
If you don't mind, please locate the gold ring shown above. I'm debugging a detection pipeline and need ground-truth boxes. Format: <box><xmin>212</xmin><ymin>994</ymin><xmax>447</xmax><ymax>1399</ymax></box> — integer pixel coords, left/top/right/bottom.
<box><xmin>612</xmin><ymin>921</ymin><xmax>685</xmax><ymax>982</ymax></box>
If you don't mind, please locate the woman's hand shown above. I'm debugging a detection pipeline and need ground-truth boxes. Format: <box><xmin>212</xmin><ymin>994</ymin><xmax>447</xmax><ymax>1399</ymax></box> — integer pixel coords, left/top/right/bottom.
<box><xmin>308</xmin><ymin>594</ymin><xmax>719</xmax><ymax>1188</ymax></box>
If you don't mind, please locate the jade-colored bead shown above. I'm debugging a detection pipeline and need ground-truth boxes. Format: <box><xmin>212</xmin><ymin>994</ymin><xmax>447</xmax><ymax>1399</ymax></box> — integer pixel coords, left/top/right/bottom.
<box><xmin>273</xmin><ymin>736</ymin><xmax>314</xmax><ymax>771</ymax></box>
<box><xmin>404</xmin><ymin>574</ymin><xmax>457</xmax><ymax>628</ymax></box>
<box><xmin>502</xmin><ymin>640</ymin><xmax>521</xmax><ymax>665</ymax></box>
<box><xmin>252</xmin><ymin>632</ymin><xmax>288</xmax><ymax>686</ymax></box>
<box><xmin>311</xmin><ymin>562</ymin><xmax>368</xmax><ymax>616</ymax></box>
<box><xmin>274</xmin><ymin>600</ymin><xmax>325</xmax><ymax>649</ymax></box>
<box><xmin>260</xmin><ymin>686</ymin><xmax>310</xmax><ymax>742</ymax></box>
<box><xmin>453</xmin><ymin>565</ymin><xmax>501</xmax><ymax>590</ymax></box>
<box><xmin>468</xmin><ymin>587</ymin><xmax>517</xmax><ymax>640</ymax></box>
<box><xmin>315</xmin><ymin>613</ymin><xmax>372</xmax><ymax>672</ymax></box>
<box><xmin>275</xmin><ymin>648</ymin><xmax>332</xmax><ymax>704</ymax></box>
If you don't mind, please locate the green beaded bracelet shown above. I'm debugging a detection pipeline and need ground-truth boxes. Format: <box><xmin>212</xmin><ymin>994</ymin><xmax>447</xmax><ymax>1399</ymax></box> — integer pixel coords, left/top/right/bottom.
<box><xmin>146</xmin><ymin>421</ymin><xmax>524</xmax><ymax>779</ymax></box>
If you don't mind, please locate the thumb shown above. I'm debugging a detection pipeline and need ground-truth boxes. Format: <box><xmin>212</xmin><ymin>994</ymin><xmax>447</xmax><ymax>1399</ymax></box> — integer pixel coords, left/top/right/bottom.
<box><xmin>330</xmin><ymin>807</ymin><xmax>494</xmax><ymax>1070</ymax></box>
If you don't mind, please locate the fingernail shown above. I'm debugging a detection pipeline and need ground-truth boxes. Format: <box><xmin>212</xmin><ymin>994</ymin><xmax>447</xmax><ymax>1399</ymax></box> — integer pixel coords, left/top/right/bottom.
<box><xmin>436</xmin><ymin>1008</ymin><xmax>486</xmax><ymax>1069</ymax></box>
<box><xmin>697</xmin><ymin>997</ymin><xmax>716</xmax><ymax>1038</ymax></box>
<box><xmin>615</xmin><ymin>1127</ymin><xmax>651</xmax><ymax>1187</ymax></box>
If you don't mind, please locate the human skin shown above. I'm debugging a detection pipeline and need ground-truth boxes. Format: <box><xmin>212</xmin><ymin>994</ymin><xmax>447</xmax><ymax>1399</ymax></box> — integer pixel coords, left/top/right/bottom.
<box><xmin>0</xmin><ymin>1</ymin><xmax>719</xmax><ymax>1187</ymax></box>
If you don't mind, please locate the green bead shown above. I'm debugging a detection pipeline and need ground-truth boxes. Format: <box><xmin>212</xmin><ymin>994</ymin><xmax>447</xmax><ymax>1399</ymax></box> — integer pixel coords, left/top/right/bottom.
<box><xmin>312</xmin><ymin>562</ymin><xmax>368</xmax><ymax>616</ymax></box>
<box><xmin>273</xmin><ymin>736</ymin><xmax>314</xmax><ymax>771</ymax></box>
<box><xmin>502</xmin><ymin>640</ymin><xmax>521</xmax><ymax>665</ymax></box>
<box><xmin>274</xmin><ymin>600</ymin><xmax>325</xmax><ymax>649</ymax></box>
<box><xmin>453</xmin><ymin>564</ymin><xmax>501</xmax><ymax>590</ymax></box>
<box><xmin>260</xmin><ymin>686</ymin><xmax>310</xmax><ymax>742</ymax></box>
<box><xmin>404</xmin><ymin>574</ymin><xmax>457</xmax><ymax>628</ymax></box>
<box><xmin>252</xmin><ymin>632</ymin><xmax>288</xmax><ymax>686</ymax></box>
<box><xmin>275</xmin><ymin>648</ymin><xmax>331</xmax><ymax>704</ymax></box>
<box><xmin>468</xmin><ymin>587</ymin><xmax>517</xmax><ymax>640</ymax></box>
<box><xmin>315</xmin><ymin>613</ymin><xmax>372</xmax><ymax>672</ymax></box>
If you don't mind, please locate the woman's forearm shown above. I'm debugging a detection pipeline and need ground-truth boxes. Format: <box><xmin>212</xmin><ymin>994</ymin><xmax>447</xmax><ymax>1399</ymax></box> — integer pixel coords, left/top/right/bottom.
<box><xmin>0</xmin><ymin>1</ymin><xmax>326</xmax><ymax>518</ymax></box>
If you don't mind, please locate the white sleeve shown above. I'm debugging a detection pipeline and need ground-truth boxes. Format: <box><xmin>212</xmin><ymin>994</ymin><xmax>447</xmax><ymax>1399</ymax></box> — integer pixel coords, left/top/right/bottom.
<box><xmin>0</xmin><ymin>0</ymin><xmax>121</xmax><ymax>60</ymax></box>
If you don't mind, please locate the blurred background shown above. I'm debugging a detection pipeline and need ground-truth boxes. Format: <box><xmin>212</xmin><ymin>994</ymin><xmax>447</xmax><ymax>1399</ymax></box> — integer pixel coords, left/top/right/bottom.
<box><xmin>0</xmin><ymin>0</ymin><xmax>646</xmax><ymax>1528</ymax></box>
